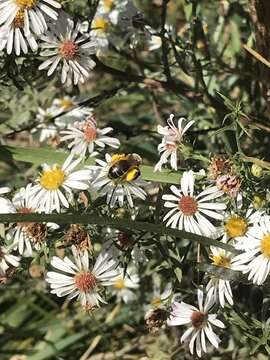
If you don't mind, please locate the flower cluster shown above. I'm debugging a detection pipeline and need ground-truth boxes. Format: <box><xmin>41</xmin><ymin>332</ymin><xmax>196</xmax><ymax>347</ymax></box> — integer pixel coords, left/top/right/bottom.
<box><xmin>1</xmin><ymin>107</ymin><xmax>269</xmax><ymax>358</ymax></box>
<box><xmin>1</xmin><ymin>1</ymin><xmax>270</xmax><ymax>357</ymax></box>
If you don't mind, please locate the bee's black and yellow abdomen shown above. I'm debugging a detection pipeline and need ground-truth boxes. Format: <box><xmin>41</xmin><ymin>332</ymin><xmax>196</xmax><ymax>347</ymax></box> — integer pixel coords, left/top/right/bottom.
<box><xmin>108</xmin><ymin>153</ymin><xmax>142</xmax><ymax>181</ymax></box>
<box><xmin>125</xmin><ymin>167</ymin><xmax>140</xmax><ymax>181</ymax></box>
<box><xmin>108</xmin><ymin>160</ymin><xmax>131</xmax><ymax>179</ymax></box>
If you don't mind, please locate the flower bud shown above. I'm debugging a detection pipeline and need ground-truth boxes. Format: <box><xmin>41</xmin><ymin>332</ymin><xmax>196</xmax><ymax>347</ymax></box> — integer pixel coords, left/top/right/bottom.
<box><xmin>252</xmin><ymin>195</ymin><xmax>266</xmax><ymax>209</ymax></box>
<box><xmin>251</xmin><ymin>164</ymin><xmax>263</xmax><ymax>178</ymax></box>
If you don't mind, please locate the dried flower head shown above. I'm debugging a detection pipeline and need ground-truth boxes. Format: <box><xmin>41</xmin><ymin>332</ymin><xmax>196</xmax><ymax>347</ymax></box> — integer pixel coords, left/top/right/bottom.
<box><xmin>208</xmin><ymin>155</ymin><xmax>232</xmax><ymax>180</ymax></box>
<box><xmin>22</xmin><ymin>222</ymin><xmax>47</xmax><ymax>245</ymax></box>
<box><xmin>65</xmin><ymin>224</ymin><xmax>92</xmax><ymax>252</ymax></box>
<box><xmin>145</xmin><ymin>308</ymin><xmax>168</xmax><ymax>333</ymax></box>
<box><xmin>216</xmin><ymin>174</ymin><xmax>241</xmax><ymax>198</ymax></box>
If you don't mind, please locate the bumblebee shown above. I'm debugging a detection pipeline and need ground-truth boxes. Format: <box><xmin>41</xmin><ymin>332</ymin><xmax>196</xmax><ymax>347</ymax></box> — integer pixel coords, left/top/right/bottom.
<box><xmin>108</xmin><ymin>153</ymin><xmax>142</xmax><ymax>182</ymax></box>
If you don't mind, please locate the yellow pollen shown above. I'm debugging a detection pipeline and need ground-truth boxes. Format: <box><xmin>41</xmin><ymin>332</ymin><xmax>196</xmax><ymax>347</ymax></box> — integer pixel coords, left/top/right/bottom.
<box><xmin>13</xmin><ymin>9</ymin><xmax>25</xmax><ymax>28</ymax></box>
<box><xmin>40</xmin><ymin>166</ymin><xmax>65</xmax><ymax>190</ymax></box>
<box><xmin>59</xmin><ymin>98</ymin><xmax>74</xmax><ymax>110</ymax></box>
<box><xmin>114</xmin><ymin>278</ymin><xmax>125</xmax><ymax>289</ymax></box>
<box><xmin>16</xmin><ymin>0</ymin><xmax>36</xmax><ymax>8</ymax></box>
<box><xmin>151</xmin><ymin>297</ymin><xmax>162</xmax><ymax>307</ymax></box>
<box><xmin>211</xmin><ymin>254</ymin><xmax>231</xmax><ymax>268</ymax></box>
<box><xmin>225</xmin><ymin>216</ymin><xmax>247</xmax><ymax>238</ymax></box>
<box><xmin>93</xmin><ymin>17</ymin><xmax>108</xmax><ymax>33</ymax></box>
<box><xmin>261</xmin><ymin>234</ymin><xmax>270</xmax><ymax>259</ymax></box>
<box><xmin>110</xmin><ymin>153</ymin><xmax>126</xmax><ymax>165</ymax></box>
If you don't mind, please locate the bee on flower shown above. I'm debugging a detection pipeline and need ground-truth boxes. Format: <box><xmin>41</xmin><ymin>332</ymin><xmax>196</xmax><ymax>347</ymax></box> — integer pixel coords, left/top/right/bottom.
<box><xmin>154</xmin><ymin>114</ymin><xmax>194</xmax><ymax>172</ymax></box>
<box><xmin>38</xmin><ymin>12</ymin><xmax>97</xmax><ymax>86</ymax></box>
<box><xmin>29</xmin><ymin>154</ymin><xmax>92</xmax><ymax>213</ymax></box>
<box><xmin>162</xmin><ymin>170</ymin><xmax>226</xmax><ymax>237</ymax></box>
<box><xmin>167</xmin><ymin>289</ymin><xmax>225</xmax><ymax>358</ymax></box>
<box><xmin>87</xmin><ymin>153</ymin><xmax>147</xmax><ymax>208</ymax></box>
<box><xmin>60</xmin><ymin>116</ymin><xmax>120</xmax><ymax>157</ymax></box>
<box><xmin>46</xmin><ymin>245</ymin><xmax>121</xmax><ymax>308</ymax></box>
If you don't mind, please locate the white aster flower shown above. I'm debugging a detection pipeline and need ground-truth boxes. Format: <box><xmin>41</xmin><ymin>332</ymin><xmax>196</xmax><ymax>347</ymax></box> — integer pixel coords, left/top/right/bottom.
<box><xmin>0</xmin><ymin>186</ymin><xmax>10</xmax><ymax>195</ymax></box>
<box><xmin>88</xmin><ymin>153</ymin><xmax>147</xmax><ymax>208</ymax></box>
<box><xmin>60</xmin><ymin>116</ymin><xmax>120</xmax><ymax>156</ymax></box>
<box><xmin>0</xmin><ymin>245</ymin><xmax>20</xmax><ymax>276</ymax></box>
<box><xmin>8</xmin><ymin>185</ymin><xmax>58</xmax><ymax>256</ymax></box>
<box><xmin>38</xmin><ymin>12</ymin><xmax>97</xmax><ymax>86</ymax></box>
<box><xmin>99</xmin><ymin>0</ymin><xmax>121</xmax><ymax>19</ymax></box>
<box><xmin>51</xmin><ymin>96</ymin><xmax>93</xmax><ymax>128</ymax></box>
<box><xmin>90</xmin><ymin>13</ymin><xmax>110</xmax><ymax>49</ymax></box>
<box><xmin>162</xmin><ymin>170</ymin><xmax>226</xmax><ymax>237</ymax></box>
<box><xmin>46</xmin><ymin>245</ymin><xmax>120</xmax><ymax>308</ymax></box>
<box><xmin>112</xmin><ymin>268</ymin><xmax>139</xmax><ymax>303</ymax></box>
<box><xmin>167</xmin><ymin>289</ymin><xmax>225</xmax><ymax>358</ymax></box>
<box><xmin>0</xmin><ymin>186</ymin><xmax>12</xmax><ymax>213</ymax></box>
<box><xmin>148</xmin><ymin>278</ymin><xmax>172</xmax><ymax>310</ymax></box>
<box><xmin>0</xmin><ymin>0</ymin><xmax>61</xmax><ymax>36</ymax></box>
<box><xmin>32</xmin><ymin>106</ymin><xmax>59</xmax><ymax>142</ymax></box>
<box><xmin>206</xmin><ymin>243</ymin><xmax>234</xmax><ymax>308</ymax></box>
<box><xmin>29</xmin><ymin>154</ymin><xmax>92</xmax><ymax>213</ymax></box>
<box><xmin>0</xmin><ymin>12</ymin><xmax>37</xmax><ymax>55</ymax></box>
<box><xmin>148</xmin><ymin>34</ymin><xmax>162</xmax><ymax>51</ymax></box>
<box><xmin>218</xmin><ymin>206</ymin><xmax>264</xmax><ymax>250</ymax></box>
<box><xmin>154</xmin><ymin>114</ymin><xmax>194</xmax><ymax>172</ymax></box>
<box><xmin>231</xmin><ymin>216</ymin><xmax>270</xmax><ymax>285</ymax></box>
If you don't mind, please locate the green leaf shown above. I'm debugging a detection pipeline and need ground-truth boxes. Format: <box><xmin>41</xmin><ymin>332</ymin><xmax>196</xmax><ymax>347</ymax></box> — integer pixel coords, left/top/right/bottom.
<box><xmin>0</xmin><ymin>145</ymin><xmax>181</xmax><ymax>185</ymax></box>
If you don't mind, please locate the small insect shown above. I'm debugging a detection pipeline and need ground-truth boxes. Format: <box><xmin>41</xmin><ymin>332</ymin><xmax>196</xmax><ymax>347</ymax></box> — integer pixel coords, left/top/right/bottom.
<box><xmin>108</xmin><ymin>153</ymin><xmax>142</xmax><ymax>182</ymax></box>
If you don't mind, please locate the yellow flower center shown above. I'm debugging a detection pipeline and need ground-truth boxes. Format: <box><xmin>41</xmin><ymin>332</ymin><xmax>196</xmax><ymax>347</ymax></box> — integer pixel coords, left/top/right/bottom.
<box><xmin>13</xmin><ymin>9</ymin><xmax>25</xmax><ymax>28</ymax></box>
<box><xmin>114</xmin><ymin>278</ymin><xmax>125</xmax><ymax>289</ymax></box>
<box><xmin>225</xmin><ymin>216</ymin><xmax>247</xmax><ymax>238</ymax></box>
<box><xmin>93</xmin><ymin>17</ymin><xmax>108</xmax><ymax>33</ymax></box>
<box><xmin>103</xmin><ymin>0</ymin><xmax>113</xmax><ymax>11</ymax></box>
<box><xmin>40</xmin><ymin>166</ymin><xmax>65</xmax><ymax>190</ymax></box>
<box><xmin>211</xmin><ymin>254</ymin><xmax>231</xmax><ymax>268</ymax></box>
<box><xmin>151</xmin><ymin>297</ymin><xmax>162</xmax><ymax>307</ymax></box>
<box><xmin>16</xmin><ymin>0</ymin><xmax>36</xmax><ymax>8</ymax></box>
<box><xmin>59</xmin><ymin>98</ymin><xmax>74</xmax><ymax>110</ymax></box>
<box><xmin>261</xmin><ymin>234</ymin><xmax>270</xmax><ymax>259</ymax></box>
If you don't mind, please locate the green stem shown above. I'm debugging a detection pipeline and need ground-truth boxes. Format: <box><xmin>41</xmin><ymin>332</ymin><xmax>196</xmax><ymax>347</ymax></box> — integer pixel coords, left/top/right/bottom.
<box><xmin>0</xmin><ymin>213</ymin><xmax>239</xmax><ymax>253</ymax></box>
